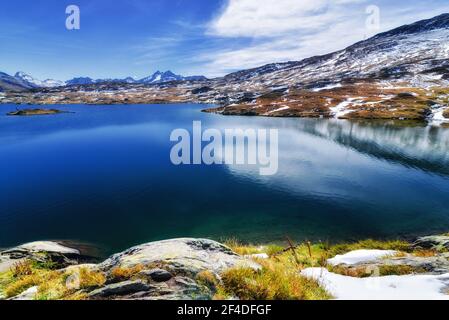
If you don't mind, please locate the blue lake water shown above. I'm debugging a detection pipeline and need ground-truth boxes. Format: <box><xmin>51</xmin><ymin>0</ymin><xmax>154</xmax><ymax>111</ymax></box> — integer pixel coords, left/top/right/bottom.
<box><xmin>1</xmin><ymin>104</ymin><xmax>449</xmax><ymax>255</ymax></box>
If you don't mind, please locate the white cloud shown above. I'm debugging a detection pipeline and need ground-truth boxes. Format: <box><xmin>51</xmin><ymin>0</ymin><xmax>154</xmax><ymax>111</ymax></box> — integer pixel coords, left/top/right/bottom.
<box><xmin>191</xmin><ymin>0</ymin><xmax>449</xmax><ymax>77</ymax></box>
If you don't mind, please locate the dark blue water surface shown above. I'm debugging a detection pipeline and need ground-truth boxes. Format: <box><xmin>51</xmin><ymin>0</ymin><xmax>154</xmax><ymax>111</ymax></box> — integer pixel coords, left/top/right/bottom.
<box><xmin>1</xmin><ymin>104</ymin><xmax>449</xmax><ymax>255</ymax></box>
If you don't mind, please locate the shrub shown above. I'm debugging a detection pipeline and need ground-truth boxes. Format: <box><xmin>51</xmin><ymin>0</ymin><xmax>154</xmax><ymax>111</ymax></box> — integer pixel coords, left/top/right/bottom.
<box><xmin>11</xmin><ymin>260</ymin><xmax>34</xmax><ymax>277</ymax></box>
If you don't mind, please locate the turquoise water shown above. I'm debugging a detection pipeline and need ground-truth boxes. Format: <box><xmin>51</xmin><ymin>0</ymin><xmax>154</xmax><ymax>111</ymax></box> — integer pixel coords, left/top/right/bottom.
<box><xmin>1</xmin><ymin>104</ymin><xmax>449</xmax><ymax>255</ymax></box>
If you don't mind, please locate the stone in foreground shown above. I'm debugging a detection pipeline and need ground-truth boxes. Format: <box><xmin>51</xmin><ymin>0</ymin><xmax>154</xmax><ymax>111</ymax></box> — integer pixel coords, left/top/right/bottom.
<box><xmin>100</xmin><ymin>238</ymin><xmax>260</xmax><ymax>276</ymax></box>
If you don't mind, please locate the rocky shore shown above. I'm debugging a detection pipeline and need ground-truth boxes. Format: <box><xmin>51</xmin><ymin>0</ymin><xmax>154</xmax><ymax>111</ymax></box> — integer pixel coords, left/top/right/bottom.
<box><xmin>1</xmin><ymin>235</ymin><xmax>448</xmax><ymax>300</ymax></box>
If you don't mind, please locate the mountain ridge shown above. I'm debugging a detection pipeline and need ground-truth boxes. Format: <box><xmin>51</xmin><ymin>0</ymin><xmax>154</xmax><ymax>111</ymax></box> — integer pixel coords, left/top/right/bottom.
<box><xmin>1</xmin><ymin>13</ymin><xmax>448</xmax><ymax>123</ymax></box>
<box><xmin>0</xmin><ymin>70</ymin><xmax>208</xmax><ymax>90</ymax></box>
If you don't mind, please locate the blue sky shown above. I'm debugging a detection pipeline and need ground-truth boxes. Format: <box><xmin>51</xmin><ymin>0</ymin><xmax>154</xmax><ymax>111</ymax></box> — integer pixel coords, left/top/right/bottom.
<box><xmin>1</xmin><ymin>0</ymin><xmax>449</xmax><ymax>81</ymax></box>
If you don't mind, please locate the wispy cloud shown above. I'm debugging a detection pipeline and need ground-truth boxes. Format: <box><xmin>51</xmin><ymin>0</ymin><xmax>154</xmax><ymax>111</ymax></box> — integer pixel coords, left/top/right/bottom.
<box><xmin>189</xmin><ymin>0</ymin><xmax>449</xmax><ymax>77</ymax></box>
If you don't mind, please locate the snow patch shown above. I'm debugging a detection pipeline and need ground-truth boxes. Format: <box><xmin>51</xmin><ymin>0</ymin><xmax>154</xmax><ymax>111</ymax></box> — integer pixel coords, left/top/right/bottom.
<box><xmin>301</xmin><ymin>268</ymin><xmax>449</xmax><ymax>300</ymax></box>
<box><xmin>430</xmin><ymin>104</ymin><xmax>449</xmax><ymax>123</ymax></box>
<box><xmin>328</xmin><ymin>250</ymin><xmax>397</xmax><ymax>266</ymax></box>
<box><xmin>330</xmin><ymin>98</ymin><xmax>357</xmax><ymax>118</ymax></box>
<box><xmin>266</xmin><ymin>106</ymin><xmax>290</xmax><ymax>114</ymax></box>
<box><xmin>313</xmin><ymin>83</ymin><xmax>342</xmax><ymax>92</ymax></box>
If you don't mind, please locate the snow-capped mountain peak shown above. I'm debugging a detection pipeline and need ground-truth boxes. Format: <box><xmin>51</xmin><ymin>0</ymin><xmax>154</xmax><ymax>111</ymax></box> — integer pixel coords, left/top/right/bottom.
<box><xmin>15</xmin><ymin>72</ymin><xmax>65</xmax><ymax>88</ymax></box>
<box><xmin>139</xmin><ymin>70</ymin><xmax>183</xmax><ymax>83</ymax></box>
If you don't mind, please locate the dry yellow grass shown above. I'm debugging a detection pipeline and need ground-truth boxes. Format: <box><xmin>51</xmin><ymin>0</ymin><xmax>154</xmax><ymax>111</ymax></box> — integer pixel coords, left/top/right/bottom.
<box><xmin>216</xmin><ymin>258</ymin><xmax>331</xmax><ymax>300</ymax></box>
<box><xmin>223</xmin><ymin>239</ymin><xmax>264</xmax><ymax>256</ymax></box>
<box><xmin>329</xmin><ymin>264</ymin><xmax>419</xmax><ymax>278</ymax></box>
<box><xmin>110</xmin><ymin>264</ymin><xmax>144</xmax><ymax>281</ymax></box>
<box><xmin>196</xmin><ymin>271</ymin><xmax>219</xmax><ymax>289</ymax></box>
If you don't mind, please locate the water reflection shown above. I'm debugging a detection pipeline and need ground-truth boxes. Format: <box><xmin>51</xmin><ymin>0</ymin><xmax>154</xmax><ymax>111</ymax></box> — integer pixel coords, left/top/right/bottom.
<box><xmin>284</xmin><ymin>119</ymin><xmax>449</xmax><ymax>177</ymax></box>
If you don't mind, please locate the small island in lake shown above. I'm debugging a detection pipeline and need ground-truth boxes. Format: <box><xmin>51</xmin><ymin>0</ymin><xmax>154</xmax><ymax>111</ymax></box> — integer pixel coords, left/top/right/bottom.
<box><xmin>7</xmin><ymin>108</ymin><xmax>65</xmax><ymax>116</ymax></box>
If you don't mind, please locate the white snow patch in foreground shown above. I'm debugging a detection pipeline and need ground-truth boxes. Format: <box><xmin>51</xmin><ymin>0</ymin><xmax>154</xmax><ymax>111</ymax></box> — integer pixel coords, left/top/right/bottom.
<box><xmin>301</xmin><ymin>268</ymin><xmax>449</xmax><ymax>300</ymax></box>
<box><xmin>328</xmin><ymin>250</ymin><xmax>397</xmax><ymax>266</ymax></box>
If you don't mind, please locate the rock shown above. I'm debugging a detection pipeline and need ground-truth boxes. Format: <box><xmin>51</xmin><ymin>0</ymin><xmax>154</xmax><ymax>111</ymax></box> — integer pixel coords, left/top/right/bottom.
<box><xmin>1</xmin><ymin>238</ymin><xmax>258</xmax><ymax>300</ymax></box>
<box><xmin>88</xmin><ymin>280</ymin><xmax>151</xmax><ymax>298</ymax></box>
<box><xmin>328</xmin><ymin>253</ymin><xmax>449</xmax><ymax>275</ymax></box>
<box><xmin>413</xmin><ymin>235</ymin><xmax>449</xmax><ymax>252</ymax></box>
<box><xmin>384</xmin><ymin>255</ymin><xmax>449</xmax><ymax>274</ymax></box>
<box><xmin>0</xmin><ymin>241</ymin><xmax>89</xmax><ymax>269</ymax></box>
<box><xmin>16</xmin><ymin>242</ymin><xmax>80</xmax><ymax>255</ymax></box>
<box><xmin>139</xmin><ymin>268</ymin><xmax>173</xmax><ymax>282</ymax></box>
<box><xmin>8</xmin><ymin>286</ymin><xmax>38</xmax><ymax>300</ymax></box>
<box><xmin>0</xmin><ymin>256</ymin><xmax>21</xmax><ymax>273</ymax></box>
<box><xmin>125</xmin><ymin>277</ymin><xmax>211</xmax><ymax>301</ymax></box>
<box><xmin>91</xmin><ymin>238</ymin><xmax>260</xmax><ymax>300</ymax></box>
<box><xmin>100</xmin><ymin>238</ymin><xmax>260</xmax><ymax>276</ymax></box>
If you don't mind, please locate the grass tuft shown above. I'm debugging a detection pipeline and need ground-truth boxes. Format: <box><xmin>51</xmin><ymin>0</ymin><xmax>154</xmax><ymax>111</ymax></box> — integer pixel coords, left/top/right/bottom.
<box><xmin>110</xmin><ymin>264</ymin><xmax>144</xmax><ymax>282</ymax></box>
<box><xmin>328</xmin><ymin>239</ymin><xmax>411</xmax><ymax>257</ymax></box>
<box><xmin>196</xmin><ymin>271</ymin><xmax>219</xmax><ymax>290</ymax></box>
<box><xmin>78</xmin><ymin>268</ymin><xmax>106</xmax><ymax>289</ymax></box>
<box><xmin>223</xmin><ymin>238</ymin><xmax>263</xmax><ymax>256</ymax></box>
<box><xmin>216</xmin><ymin>258</ymin><xmax>331</xmax><ymax>300</ymax></box>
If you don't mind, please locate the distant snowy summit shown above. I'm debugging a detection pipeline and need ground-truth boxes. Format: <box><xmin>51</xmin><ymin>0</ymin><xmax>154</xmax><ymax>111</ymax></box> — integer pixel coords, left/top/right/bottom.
<box><xmin>139</xmin><ymin>70</ymin><xmax>207</xmax><ymax>84</ymax></box>
<box><xmin>14</xmin><ymin>72</ymin><xmax>65</xmax><ymax>88</ymax></box>
<box><xmin>0</xmin><ymin>70</ymin><xmax>207</xmax><ymax>89</ymax></box>
<box><xmin>63</xmin><ymin>70</ymin><xmax>207</xmax><ymax>86</ymax></box>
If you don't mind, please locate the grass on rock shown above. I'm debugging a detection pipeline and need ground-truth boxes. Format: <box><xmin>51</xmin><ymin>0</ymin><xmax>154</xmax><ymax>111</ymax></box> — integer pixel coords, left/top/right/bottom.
<box><xmin>0</xmin><ymin>261</ymin><xmax>106</xmax><ymax>300</ymax></box>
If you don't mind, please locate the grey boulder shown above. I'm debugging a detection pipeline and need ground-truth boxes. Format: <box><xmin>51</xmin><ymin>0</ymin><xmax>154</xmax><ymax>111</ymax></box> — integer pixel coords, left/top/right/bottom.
<box><xmin>100</xmin><ymin>238</ymin><xmax>259</xmax><ymax>276</ymax></box>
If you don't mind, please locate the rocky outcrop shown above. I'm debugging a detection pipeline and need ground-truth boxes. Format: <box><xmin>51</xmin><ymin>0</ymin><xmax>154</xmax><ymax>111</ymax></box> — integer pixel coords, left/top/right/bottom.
<box><xmin>88</xmin><ymin>280</ymin><xmax>152</xmax><ymax>298</ymax></box>
<box><xmin>100</xmin><ymin>238</ymin><xmax>259</xmax><ymax>276</ymax></box>
<box><xmin>0</xmin><ymin>241</ymin><xmax>84</xmax><ymax>271</ymax></box>
<box><xmin>8</xmin><ymin>287</ymin><xmax>38</xmax><ymax>301</ymax></box>
<box><xmin>94</xmin><ymin>238</ymin><xmax>260</xmax><ymax>300</ymax></box>
<box><xmin>0</xmin><ymin>238</ymin><xmax>259</xmax><ymax>300</ymax></box>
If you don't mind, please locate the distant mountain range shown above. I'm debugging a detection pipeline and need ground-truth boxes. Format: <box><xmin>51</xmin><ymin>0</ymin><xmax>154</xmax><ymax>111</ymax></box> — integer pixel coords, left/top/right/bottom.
<box><xmin>0</xmin><ymin>70</ymin><xmax>207</xmax><ymax>91</ymax></box>
<box><xmin>1</xmin><ymin>13</ymin><xmax>449</xmax><ymax>106</ymax></box>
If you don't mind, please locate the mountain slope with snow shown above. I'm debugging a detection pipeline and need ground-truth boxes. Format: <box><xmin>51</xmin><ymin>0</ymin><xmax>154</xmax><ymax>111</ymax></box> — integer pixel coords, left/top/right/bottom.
<box><xmin>139</xmin><ymin>71</ymin><xmax>207</xmax><ymax>84</ymax></box>
<box><xmin>0</xmin><ymin>72</ymin><xmax>34</xmax><ymax>91</ymax></box>
<box><xmin>1</xmin><ymin>13</ymin><xmax>448</xmax><ymax>124</ymax></box>
<box><xmin>220</xmin><ymin>13</ymin><xmax>449</xmax><ymax>89</ymax></box>
<box><xmin>15</xmin><ymin>72</ymin><xmax>65</xmax><ymax>88</ymax></box>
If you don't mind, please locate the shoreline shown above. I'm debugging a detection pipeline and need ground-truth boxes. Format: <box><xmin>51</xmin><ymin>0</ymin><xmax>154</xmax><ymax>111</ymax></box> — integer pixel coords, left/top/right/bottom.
<box><xmin>1</xmin><ymin>233</ymin><xmax>448</xmax><ymax>300</ymax></box>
